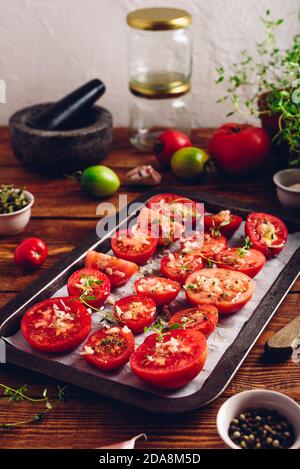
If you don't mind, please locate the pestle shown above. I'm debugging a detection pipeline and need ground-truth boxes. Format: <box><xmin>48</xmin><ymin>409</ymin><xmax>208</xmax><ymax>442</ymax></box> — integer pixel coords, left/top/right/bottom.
<box><xmin>28</xmin><ymin>79</ymin><xmax>105</xmax><ymax>131</ymax></box>
<box><xmin>265</xmin><ymin>315</ymin><xmax>300</xmax><ymax>360</ymax></box>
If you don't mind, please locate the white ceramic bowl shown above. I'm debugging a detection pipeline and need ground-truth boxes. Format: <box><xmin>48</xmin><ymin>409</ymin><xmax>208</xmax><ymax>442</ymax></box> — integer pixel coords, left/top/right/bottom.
<box><xmin>217</xmin><ymin>389</ymin><xmax>300</xmax><ymax>449</ymax></box>
<box><xmin>0</xmin><ymin>190</ymin><xmax>34</xmax><ymax>236</ymax></box>
<box><xmin>273</xmin><ymin>169</ymin><xmax>300</xmax><ymax>209</ymax></box>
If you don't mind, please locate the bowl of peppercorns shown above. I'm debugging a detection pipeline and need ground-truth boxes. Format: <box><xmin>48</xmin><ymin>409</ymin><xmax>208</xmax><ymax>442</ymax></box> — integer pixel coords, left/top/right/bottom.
<box><xmin>217</xmin><ymin>389</ymin><xmax>300</xmax><ymax>449</ymax></box>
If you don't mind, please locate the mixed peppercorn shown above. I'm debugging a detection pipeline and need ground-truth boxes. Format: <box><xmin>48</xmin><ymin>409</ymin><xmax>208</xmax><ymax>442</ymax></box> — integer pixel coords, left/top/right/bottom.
<box><xmin>228</xmin><ymin>408</ymin><xmax>295</xmax><ymax>449</ymax></box>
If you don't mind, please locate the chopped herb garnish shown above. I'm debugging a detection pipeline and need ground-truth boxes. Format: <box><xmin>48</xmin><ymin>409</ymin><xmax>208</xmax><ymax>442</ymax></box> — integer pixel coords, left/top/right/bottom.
<box><xmin>0</xmin><ymin>185</ymin><xmax>28</xmax><ymax>214</ymax></box>
<box><xmin>237</xmin><ymin>236</ymin><xmax>252</xmax><ymax>257</ymax></box>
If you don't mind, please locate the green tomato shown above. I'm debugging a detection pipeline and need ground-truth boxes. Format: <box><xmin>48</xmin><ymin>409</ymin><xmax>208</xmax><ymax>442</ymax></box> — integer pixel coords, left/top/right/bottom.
<box><xmin>171</xmin><ymin>147</ymin><xmax>209</xmax><ymax>180</ymax></box>
<box><xmin>81</xmin><ymin>165</ymin><xmax>120</xmax><ymax>198</ymax></box>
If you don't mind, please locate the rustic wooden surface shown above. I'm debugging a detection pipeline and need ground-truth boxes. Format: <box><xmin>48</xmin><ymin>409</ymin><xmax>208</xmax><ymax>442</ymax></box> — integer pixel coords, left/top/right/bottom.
<box><xmin>0</xmin><ymin>127</ymin><xmax>299</xmax><ymax>449</ymax></box>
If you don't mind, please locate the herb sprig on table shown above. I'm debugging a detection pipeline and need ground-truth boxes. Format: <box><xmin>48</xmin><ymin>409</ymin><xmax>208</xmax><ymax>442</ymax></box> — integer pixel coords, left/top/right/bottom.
<box><xmin>0</xmin><ymin>185</ymin><xmax>28</xmax><ymax>214</ymax></box>
<box><xmin>0</xmin><ymin>383</ymin><xmax>67</xmax><ymax>429</ymax></box>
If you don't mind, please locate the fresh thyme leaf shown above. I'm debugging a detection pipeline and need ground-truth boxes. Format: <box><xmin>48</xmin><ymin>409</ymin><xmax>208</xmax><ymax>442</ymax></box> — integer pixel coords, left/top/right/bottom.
<box><xmin>237</xmin><ymin>236</ymin><xmax>252</xmax><ymax>257</ymax></box>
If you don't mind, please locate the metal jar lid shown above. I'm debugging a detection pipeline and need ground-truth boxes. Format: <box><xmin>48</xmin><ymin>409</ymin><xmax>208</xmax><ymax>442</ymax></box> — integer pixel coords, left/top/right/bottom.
<box><xmin>127</xmin><ymin>8</ymin><xmax>192</xmax><ymax>31</ymax></box>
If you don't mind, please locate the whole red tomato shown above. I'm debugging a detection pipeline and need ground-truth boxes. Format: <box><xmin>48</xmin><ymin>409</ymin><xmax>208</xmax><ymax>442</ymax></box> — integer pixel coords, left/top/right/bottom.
<box><xmin>153</xmin><ymin>129</ymin><xmax>191</xmax><ymax>168</ymax></box>
<box><xmin>14</xmin><ymin>237</ymin><xmax>48</xmax><ymax>271</ymax></box>
<box><xmin>209</xmin><ymin>123</ymin><xmax>271</xmax><ymax>176</ymax></box>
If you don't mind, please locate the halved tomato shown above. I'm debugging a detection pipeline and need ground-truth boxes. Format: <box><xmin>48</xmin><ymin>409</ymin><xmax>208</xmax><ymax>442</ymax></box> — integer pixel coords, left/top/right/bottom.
<box><xmin>137</xmin><ymin>206</ymin><xmax>184</xmax><ymax>246</ymax></box>
<box><xmin>169</xmin><ymin>304</ymin><xmax>218</xmax><ymax>338</ymax></box>
<box><xmin>184</xmin><ymin>268</ymin><xmax>254</xmax><ymax>314</ymax></box>
<box><xmin>160</xmin><ymin>251</ymin><xmax>203</xmax><ymax>284</ymax></box>
<box><xmin>214</xmin><ymin>247</ymin><xmax>266</xmax><ymax>278</ymax></box>
<box><xmin>111</xmin><ymin>229</ymin><xmax>157</xmax><ymax>265</ymax></box>
<box><xmin>245</xmin><ymin>212</ymin><xmax>288</xmax><ymax>259</ymax></box>
<box><xmin>67</xmin><ymin>268</ymin><xmax>110</xmax><ymax>308</ymax></box>
<box><xmin>85</xmin><ymin>251</ymin><xmax>138</xmax><ymax>287</ymax></box>
<box><xmin>204</xmin><ymin>210</ymin><xmax>243</xmax><ymax>238</ymax></box>
<box><xmin>130</xmin><ymin>329</ymin><xmax>207</xmax><ymax>389</ymax></box>
<box><xmin>81</xmin><ymin>326</ymin><xmax>134</xmax><ymax>371</ymax></box>
<box><xmin>134</xmin><ymin>276</ymin><xmax>181</xmax><ymax>306</ymax></box>
<box><xmin>114</xmin><ymin>294</ymin><xmax>156</xmax><ymax>334</ymax></box>
<box><xmin>181</xmin><ymin>232</ymin><xmax>227</xmax><ymax>259</ymax></box>
<box><xmin>21</xmin><ymin>297</ymin><xmax>91</xmax><ymax>353</ymax></box>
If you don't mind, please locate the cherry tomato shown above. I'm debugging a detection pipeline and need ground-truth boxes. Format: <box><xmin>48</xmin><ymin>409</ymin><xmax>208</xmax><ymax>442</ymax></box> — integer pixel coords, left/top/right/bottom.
<box><xmin>204</xmin><ymin>210</ymin><xmax>242</xmax><ymax>238</ymax></box>
<box><xmin>82</xmin><ymin>326</ymin><xmax>134</xmax><ymax>371</ymax></box>
<box><xmin>161</xmin><ymin>251</ymin><xmax>203</xmax><ymax>284</ymax></box>
<box><xmin>245</xmin><ymin>212</ymin><xmax>288</xmax><ymax>259</ymax></box>
<box><xmin>134</xmin><ymin>276</ymin><xmax>180</xmax><ymax>306</ymax></box>
<box><xmin>169</xmin><ymin>304</ymin><xmax>219</xmax><ymax>338</ymax></box>
<box><xmin>130</xmin><ymin>329</ymin><xmax>207</xmax><ymax>389</ymax></box>
<box><xmin>185</xmin><ymin>268</ymin><xmax>254</xmax><ymax>314</ymax></box>
<box><xmin>153</xmin><ymin>130</ymin><xmax>191</xmax><ymax>168</ymax></box>
<box><xmin>137</xmin><ymin>206</ymin><xmax>184</xmax><ymax>246</ymax></box>
<box><xmin>214</xmin><ymin>247</ymin><xmax>266</xmax><ymax>278</ymax></box>
<box><xmin>67</xmin><ymin>268</ymin><xmax>110</xmax><ymax>308</ymax></box>
<box><xmin>180</xmin><ymin>232</ymin><xmax>227</xmax><ymax>259</ymax></box>
<box><xmin>209</xmin><ymin>123</ymin><xmax>271</xmax><ymax>176</ymax></box>
<box><xmin>85</xmin><ymin>251</ymin><xmax>138</xmax><ymax>287</ymax></box>
<box><xmin>21</xmin><ymin>297</ymin><xmax>91</xmax><ymax>353</ymax></box>
<box><xmin>111</xmin><ymin>229</ymin><xmax>157</xmax><ymax>265</ymax></box>
<box><xmin>14</xmin><ymin>237</ymin><xmax>48</xmax><ymax>272</ymax></box>
<box><xmin>147</xmin><ymin>194</ymin><xmax>201</xmax><ymax>230</ymax></box>
<box><xmin>114</xmin><ymin>294</ymin><xmax>156</xmax><ymax>334</ymax></box>
<box><xmin>146</xmin><ymin>193</ymin><xmax>178</xmax><ymax>211</ymax></box>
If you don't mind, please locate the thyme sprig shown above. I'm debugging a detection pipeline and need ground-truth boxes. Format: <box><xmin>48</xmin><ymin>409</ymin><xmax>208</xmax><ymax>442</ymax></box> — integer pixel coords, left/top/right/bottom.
<box><xmin>215</xmin><ymin>9</ymin><xmax>300</xmax><ymax>165</ymax></box>
<box><xmin>0</xmin><ymin>384</ymin><xmax>67</xmax><ymax>429</ymax></box>
<box><xmin>237</xmin><ymin>236</ymin><xmax>252</xmax><ymax>257</ymax></box>
<box><xmin>144</xmin><ymin>320</ymin><xmax>181</xmax><ymax>342</ymax></box>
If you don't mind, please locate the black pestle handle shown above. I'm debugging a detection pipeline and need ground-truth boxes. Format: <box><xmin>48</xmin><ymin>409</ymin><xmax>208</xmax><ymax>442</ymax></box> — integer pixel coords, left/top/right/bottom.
<box><xmin>28</xmin><ymin>79</ymin><xmax>105</xmax><ymax>131</ymax></box>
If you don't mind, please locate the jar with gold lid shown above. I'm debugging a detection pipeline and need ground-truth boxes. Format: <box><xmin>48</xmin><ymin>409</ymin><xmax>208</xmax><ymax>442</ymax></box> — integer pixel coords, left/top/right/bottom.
<box><xmin>126</xmin><ymin>7</ymin><xmax>192</xmax><ymax>151</ymax></box>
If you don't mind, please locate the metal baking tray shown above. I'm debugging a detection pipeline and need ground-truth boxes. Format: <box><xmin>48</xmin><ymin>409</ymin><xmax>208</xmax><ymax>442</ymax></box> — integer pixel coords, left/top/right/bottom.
<box><xmin>1</xmin><ymin>188</ymin><xmax>299</xmax><ymax>413</ymax></box>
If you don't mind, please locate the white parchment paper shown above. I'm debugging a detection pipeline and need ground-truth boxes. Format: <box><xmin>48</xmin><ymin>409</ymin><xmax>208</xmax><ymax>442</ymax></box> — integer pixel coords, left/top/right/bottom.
<box><xmin>5</xmin><ymin>221</ymin><xmax>300</xmax><ymax>399</ymax></box>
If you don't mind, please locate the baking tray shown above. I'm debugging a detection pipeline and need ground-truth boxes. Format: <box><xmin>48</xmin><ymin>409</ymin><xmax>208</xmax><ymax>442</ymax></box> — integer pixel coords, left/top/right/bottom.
<box><xmin>1</xmin><ymin>188</ymin><xmax>299</xmax><ymax>414</ymax></box>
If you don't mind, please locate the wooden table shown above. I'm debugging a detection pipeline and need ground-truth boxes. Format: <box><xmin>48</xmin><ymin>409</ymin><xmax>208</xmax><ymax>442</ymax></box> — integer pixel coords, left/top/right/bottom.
<box><xmin>0</xmin><ymin>127</ymin><xmax>299</xmax><ymax>449</ymax></box>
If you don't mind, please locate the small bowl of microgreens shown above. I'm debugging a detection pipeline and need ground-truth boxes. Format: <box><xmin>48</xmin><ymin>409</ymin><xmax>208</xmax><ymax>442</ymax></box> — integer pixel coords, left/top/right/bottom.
<box><xmin>217</xmin><ymin>389</ymin><xmax>300</xmax><ymax>449</ymax></box>
<box><xmin>0</xmin><ymin>185</ymin><xmax>34</xmax><ymax>236</ymax></box>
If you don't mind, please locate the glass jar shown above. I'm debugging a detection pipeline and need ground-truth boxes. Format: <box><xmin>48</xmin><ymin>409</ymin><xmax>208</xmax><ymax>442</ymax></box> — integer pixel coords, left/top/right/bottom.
<box><xmin>127</xmin><ymin>7</ymin><xmax>192</xmax><ymax>150</ymax></box>
<box><xmin>129</xmin><ymin>92</ymin><xmax>191</xmax><ymax>151</ymax></box>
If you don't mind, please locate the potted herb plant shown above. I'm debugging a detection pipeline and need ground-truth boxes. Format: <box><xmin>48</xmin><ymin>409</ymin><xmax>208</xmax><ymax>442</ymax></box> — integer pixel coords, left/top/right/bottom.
<box><xmin>0</xmin><ymin>185</ymin><xmax>34</xmax><ymax>236</ymax></box>
<box><xmin>215</xmin><ymin>10</ymin><xmax>300</xmax><ymax>167</ymax></box>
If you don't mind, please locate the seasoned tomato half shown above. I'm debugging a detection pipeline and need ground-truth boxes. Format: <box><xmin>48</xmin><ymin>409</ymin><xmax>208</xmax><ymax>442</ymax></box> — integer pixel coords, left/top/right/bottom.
<box><xmin>111</xmin><ymin>229</ymin><xmax>157</xmax><ymax>265</ymax></box>
<box><xmin>130</xmin><ymin>329</ymin><xmax>207</xmax><ymax>389</ymax></box>
<box><xmin>184</xmin><ymin>268</ymin><xmax>254</xmax><ymax>314</ymax></box>
<box><xmin>82</xmin><ymin>326</ymin><xmax>134</xmax><ymax>371</ymax></box>
<box><xmin>134</xmin><ymin>276</ymin><xmax>181</xmax><ymax>306</ymax></box>
<box><xmin>245</xmin><ymin>212</ymin><xmax>288</xmax><ymax>258</ymax></box>
<box><xmin>85</xmin><ymin>251</ymin><xmax>138</xmax><ymax>287</ymax></box>
<box><xmin>161</xmin><ymin>251</ymin><xmax>203</xmax><ymax>284</ymax></box>
<box><xmin>67</xmin><ymin>268</ymin><xmax>110</xmax><ymax>308</ymax></box>
<box><xmin>169</xmin><ymin>304</ymin><xmax>218</xmax><ymax>338</ymax></box>
<box><xmin>214</xmin><ymin>247</ymin><xmax>266</xmax><ymax>278</ymax></box>
<box><xmin>21</xmin><ymin>297</ymin><xmax>91</xmax><ymax>353</ymax></box>
<box><xmin>204</xmin><ymin>210</ymin><xmax>242</xmax><ymax>238</ymax></box>
<box><xmin>114</xmin><ymin>294</ymin><xmax>156</xmax><ymax>334</ymax></box>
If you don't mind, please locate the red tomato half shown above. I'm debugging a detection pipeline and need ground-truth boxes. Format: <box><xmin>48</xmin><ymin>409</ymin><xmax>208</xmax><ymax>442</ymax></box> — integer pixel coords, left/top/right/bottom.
<box><xmin>82</xmin><ymin>326</ymin><xmax>134</xmax><ymax>371</ymax></box>
<box><xmin>180</xmin><ymin>232</ymin><xmax>227</xmax><ymax>259</ymax></box>
<box><xmin>67</xmin><ymin>268</ymin><xmax>110</xmax><ymax>308</ymax></box>
<box><xmin>14</xmin><ymin>237</ymin><xmax>48</xmax><ymax>272</ymax></box>
<box><xmin>114</xmin><ymin>294</ymin><xmax>156</xmax><ymax>334</ymax></box>
<box><xmin>111</xmin><ymin>229</ymin><xmax>157</xmax><ymax>265</ymax></box>
<box><xmin>137</xmin><ymin>206</ymin><xmax>184</xmax><ymax>246</ymax></box>
<box><xmin>245</xmin><ymin>212</ymin><xmax>288</xmax><ymax>259</ymax></box>
<box><xmin>134</xmin><ymin>276</ymin><xmax>181</xmax><ymax>306</ymax></box>
<box><xmin>21</xmin><ymin>297</ymin><xmax>91</xmax><ymax>353</ymax></box>
<box><xmin>204</xmin><ymin>210</ymin><xmax>242</xmax><ymax>238</ymax></box>
<box><xmin>169</xmin><ymin>305</ymin><xmax>219</xmax><ymax>338</ymax></box>
<box><xmin>185</xmin><ymin>268</ymin><xmax>254</xmax><ymax>314</ymax></box>
<box><xmin>146</xmin><ymin>193</ymin><xmax>178</xmax><ymax>211</ymax></box>
<box><xmin>130</xmin><ymin>329</ymin><xmax>207</xmax><ymax>389</ymax></box>
<box><xmin>85</xmin><ymin>251</ymin><xmax>138</xmax><ymax>287</ymax></box>
<box><xmin>214</xmin><ymin>247</ymin><xmax>266</xmax><ymax>278</ymax></box>
<box><xmin>161</xmin><ymin>251</ymin><xmax>203</xmax><ymax>284</ymax></box>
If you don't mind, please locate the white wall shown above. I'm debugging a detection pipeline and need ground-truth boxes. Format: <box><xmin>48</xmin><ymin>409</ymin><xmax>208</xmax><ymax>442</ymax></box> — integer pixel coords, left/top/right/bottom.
<box><xmin>0</xmin><ymin>0</ymin><xmax>299</xmax><ymax>127</ymax></box>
